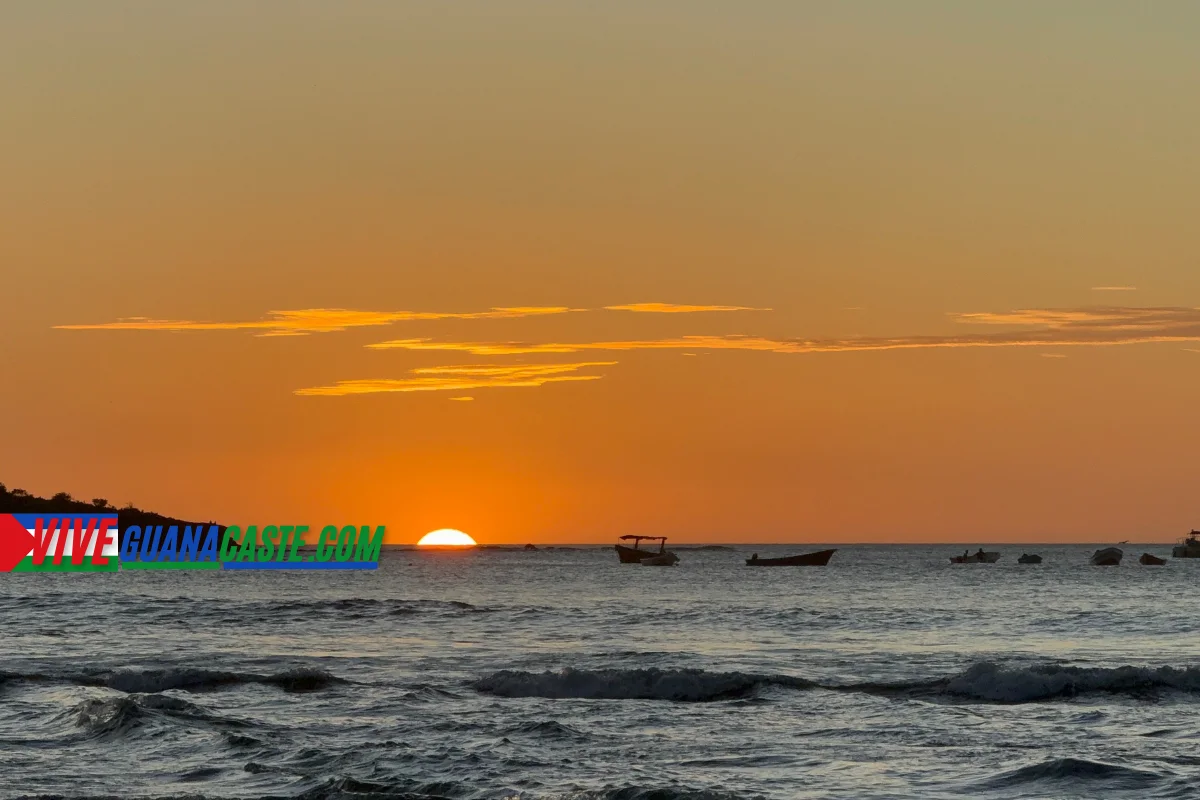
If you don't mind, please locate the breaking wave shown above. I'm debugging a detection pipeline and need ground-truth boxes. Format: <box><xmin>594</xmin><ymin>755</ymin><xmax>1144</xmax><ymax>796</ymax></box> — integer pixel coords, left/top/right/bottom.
<box><xmin>981</xmin><ymin>757</ymin><xmax>1166</xmax><ymax>790</ymax></box>
<box><xmin>939</xmin><ymin>662</ymin><xmax>1200</xmax><ymax>703</ymax></box>
<box><xmin>474</xmin><ymin>667</ymin><xmax>816</xmax><ymax>701</ymax></box>
<box><xmin>1</xmin><ymin>665</ymin><xmax>343</xmax><ymax>694</ymax></box>
<box><xmin>100</xmin><ymin>665</ymin><xmax>344</xmax><ymax>694</ymax></box>
<box><xmin>68</xmin><ymin>692</ymin><xmax>244</xmax><ymax>740</ymax></box>
<box><xmin>503</xmin><ymin>719</ymin><xmax>591</xmax><ymax>740</ymax></box>
<box><xmin>475</xmin><ymin>662</ymin><xmax>1200</xmax><ymax>704</ymax></box>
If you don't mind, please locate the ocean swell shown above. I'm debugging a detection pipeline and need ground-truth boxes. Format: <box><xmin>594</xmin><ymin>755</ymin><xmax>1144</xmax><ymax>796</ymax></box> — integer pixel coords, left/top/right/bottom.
<box><xmin>981</xmin><ymin>757</ymin><xmax>1166</xmax><ymax>789</ymax></box>
<box><xmin>69</xmin><ymin>692</ymin><xmax>239</xmax><ymax>740</ymax></box>
<box><xmin>940</xmin><ymin>662</ymin><xmax>1200</xmax><ymax>703</ymax></box>
<box><xmin>101</xmin><ymin>665</ymin><xmax>344</xmax><ymax>694</ymax></box>
<box><xmin>475</xmin><ymin>662</ymin><xmax>1200</xmax><ymax>704</ymax></box>
<box><xmin>474</xmin><ymin>667</ymin><xmax>815</xmax><ymax>701</ymax></box>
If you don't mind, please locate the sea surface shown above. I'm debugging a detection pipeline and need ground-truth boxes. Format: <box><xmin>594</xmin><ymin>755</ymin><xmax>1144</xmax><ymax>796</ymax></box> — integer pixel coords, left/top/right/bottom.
<box><xmin>2</xmin><ymin>543</ymin><xmax>1199</xmax><ymax>800</ymax></box>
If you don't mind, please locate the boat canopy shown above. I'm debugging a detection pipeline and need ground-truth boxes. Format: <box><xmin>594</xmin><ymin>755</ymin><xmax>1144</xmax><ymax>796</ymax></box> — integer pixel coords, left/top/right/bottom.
<box><xmin>618</xmin><ymin>535</ymin><xmax>668</xmax><ymax>542</ymax></box>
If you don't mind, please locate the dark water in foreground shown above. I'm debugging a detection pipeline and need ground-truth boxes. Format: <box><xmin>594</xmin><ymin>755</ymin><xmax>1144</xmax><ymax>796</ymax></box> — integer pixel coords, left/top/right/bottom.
<box><xmin>2</xmin><ymin>544</ymin><xmax>1199</xmax><ymax>800</ymax></box>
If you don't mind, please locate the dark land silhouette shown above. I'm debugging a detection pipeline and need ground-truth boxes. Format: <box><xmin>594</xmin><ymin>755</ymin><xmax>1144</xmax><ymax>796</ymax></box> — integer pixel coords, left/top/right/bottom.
<box><xmin>0</xmin><ymin>482</ymin><xmax>228</xmax><ymax>546</ymax></box>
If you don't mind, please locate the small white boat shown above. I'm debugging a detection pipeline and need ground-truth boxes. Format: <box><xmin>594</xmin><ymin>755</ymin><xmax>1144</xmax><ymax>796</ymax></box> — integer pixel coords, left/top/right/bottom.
<box><xmin>641</xmin><ymin>552</ymin><xmax>679</xmax><ymax>566</ymax></box>
<box><xmin>1090</xmin><ymin>547</ymin><xmax>1123</xmax><ymax>566</ymax></box>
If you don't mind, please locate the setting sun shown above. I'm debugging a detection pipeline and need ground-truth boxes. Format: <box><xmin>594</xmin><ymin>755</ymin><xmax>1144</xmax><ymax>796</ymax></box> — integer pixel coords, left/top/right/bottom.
<box><xmin>417</xmin><ymin>529</ymin><xmax>478</xmax><ymax>547</ymax></box>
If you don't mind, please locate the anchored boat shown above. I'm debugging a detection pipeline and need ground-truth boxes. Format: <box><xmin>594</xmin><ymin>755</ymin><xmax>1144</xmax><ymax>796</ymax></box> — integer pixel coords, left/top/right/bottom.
<box><xmin>1172</xmin><ymin>531</ymin><xmax>1200</xmax><ymax>558</ymax></box>
<box><xmin>950</xmin><ymin>550</ymin><xmax>1001</xmax><ymax>564</ymax></box>
<box><xmin>1090</xmin><ymin>547</ymin><xmax>1123</xmax><ymax>566</ymax></box>
<box><xmin>1139</xmin><ymin>553</ymin><xmax>1167</xmax><ymax>566</ymax></box>
<box><xmin>615</xmin><ymin>535</ymin><xmax>677</xmax><ymax>564</ymax></box>
<box><xmin>745</xmin><ymin>549</ymin><xmax>837</xmax><ymax>566</ymax></box>
<box><xmin>1017</xmin><ymin>553</ymin><xmax>1042</xmax><ymax>564</ymax></box>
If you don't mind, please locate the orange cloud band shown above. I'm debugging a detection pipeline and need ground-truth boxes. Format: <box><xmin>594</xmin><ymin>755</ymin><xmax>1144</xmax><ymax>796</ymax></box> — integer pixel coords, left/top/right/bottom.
<box><xmin>55</xmin><ymin>307</ymin><xmax>577</xmax><ymax>336</ymax></box>
<box><xmin>603</xmin><ymin>303</ymin><xmax>770</xmax><ymax>313</ymax></box>
<box><xmin>369</xmin><ymin>306</ymin><xmax>1200</xmax><ymax>356</ymax></box>
<box><xmin>55</xmin><ymin>302</ymin><xmax>763</xmax><ymax>337</ymax></box>
<box><xmin>295</xmin><ymin>362</ymin><xmax>617</xmax><ymax>397</ymax></box>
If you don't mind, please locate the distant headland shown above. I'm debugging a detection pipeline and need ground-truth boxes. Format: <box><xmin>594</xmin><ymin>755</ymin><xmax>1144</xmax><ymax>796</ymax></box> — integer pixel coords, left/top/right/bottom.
<box><xmin>0</xmin><ymin>482</ymin><xmax>228</xmax><ymax>545</ymax></box>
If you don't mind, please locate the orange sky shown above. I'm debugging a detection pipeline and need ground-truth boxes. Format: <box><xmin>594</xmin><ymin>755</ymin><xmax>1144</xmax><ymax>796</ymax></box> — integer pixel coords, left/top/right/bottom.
<box><xmin>2</xmin><ymin>4</ymin><xmax>1198</xmax><ymax>544</ymax></box>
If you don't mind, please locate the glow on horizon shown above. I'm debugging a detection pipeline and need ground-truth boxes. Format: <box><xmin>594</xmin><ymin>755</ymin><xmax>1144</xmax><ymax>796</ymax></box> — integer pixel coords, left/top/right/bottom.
<box><xmin>417</xmin><ymin>529</ymin><xmax>478</xmax><ymax>547</ymax></box>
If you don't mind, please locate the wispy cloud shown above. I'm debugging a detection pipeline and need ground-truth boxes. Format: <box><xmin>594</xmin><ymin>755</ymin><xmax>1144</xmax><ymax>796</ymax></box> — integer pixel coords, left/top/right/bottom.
<box><xmin>603</xmin><ymin>303</ymin><xmax>769</xmax><ymax>313</ymax></box>
<box><xmin>368</xmin><ymin>307</ymin><xmax>1200</xmax><ymax>356</ymax></box>
<box><xmin>55</xmin><ymin>307</ymin><xmax>577</xmax><ymax>336</ymax></box>
<box><xmin>294</xmin><ymin>362</ymin><xmax>615</xmax><ymax>397</ymax></box>
<box><xmin>1092</xmin><ymin>286</ymin><xmax>1138</xmax><ymax>291</ymax></box>
<box><xmin>369</xmin><ymin>335</ymin><xmax>799</xmax><ymax>355</ymax></box>
<box><xmin>1040</xmin><ymin>353</ymin><xmax>1068</xmax><ymax>358</ymax></box>
<box><xmin>56</xmin><ymin>302</ymin><xmax>765</xmax><ymax>335</ymax></box>
<box><xmin>449</xmin><ymin>396</ymin><xmax>475</xmax><ymax>401</ymax></box>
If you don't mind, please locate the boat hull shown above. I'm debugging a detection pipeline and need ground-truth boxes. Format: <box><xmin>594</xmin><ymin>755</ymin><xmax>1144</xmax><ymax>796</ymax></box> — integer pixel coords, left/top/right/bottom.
<box><xmin>1139</xmin><ymin>553</ymin><xmax>1167</xmax><ymax>566</ymax></box>
<box><xmin>950</xmin><ymin>552</ymin><xmax>1000</xmax><ymax>564</ymax></box>
<box><xmin>745</xmin><ymin>549</ymin><xmax>837</xmax><ymax>566</ymax></box>
<box><xmin>615</xmin><ymin>544</ymin><xmax>658</xmax><ymax>563</ymax></box>
<box><xmin>1090</xmin><ymin>547</ymin><xmax>1123</xmax><ymax>566</ymax></box>
<box><xmin>642</xmin><ymin>552</ymin><xmax>679</xmax><ymax>566</ymax></box>
<box><xmin>1017</xmin><ymin>555</ymin><xmax>1042</xmax><ymax>564</ymax></box>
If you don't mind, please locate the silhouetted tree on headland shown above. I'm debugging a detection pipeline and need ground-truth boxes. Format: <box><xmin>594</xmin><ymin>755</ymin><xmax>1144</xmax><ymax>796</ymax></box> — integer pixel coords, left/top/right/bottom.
<box><xmin>0</xmin><ymin>482</ymin><xmax>228</xmax><ymax>546</ymax></box>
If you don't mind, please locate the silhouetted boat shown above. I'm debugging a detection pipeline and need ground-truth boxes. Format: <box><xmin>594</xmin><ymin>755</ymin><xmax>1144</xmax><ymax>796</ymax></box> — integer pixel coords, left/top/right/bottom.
<box><xmin>1090</xmin><ymin>547</ymin><xmax>1123</xmax><ymax>566</ymax></box>
<box><xmin>642</xmin><ymin>552</ymin><xmax>680</xmax><ymax>566</ymax></box>
<box><xmin>1172</xmin><ymin>531</ymin><xmax>1200</xmax><ymax>558</ymax></box>
<box><xmin>1017</xmin><ymin>553</ymin><xmax>1042</xmax><ymax>564</ymax></box>
<box><xmin>745</xmin><ymin>549</ymin><xmax>837</xmax><ymax>566</ymax></box>
<box><xmin>615</xmin><ymin>535</ymin><xmax>676</xmax><ymax>564</ymax></box>
<box><xmin>1139</xmin><ymin>553</ymin><xmax>1167</xmax><ymax>566</ymax></box>
<box><xmin>523</xmin><ymin>543</ymin><xmax>538</xmax><ymax>551</ymax></box>
<box><xmin>950</xmin><ymin>550</ymin><xmax>1000</xmax><ymax>564</ymax></box>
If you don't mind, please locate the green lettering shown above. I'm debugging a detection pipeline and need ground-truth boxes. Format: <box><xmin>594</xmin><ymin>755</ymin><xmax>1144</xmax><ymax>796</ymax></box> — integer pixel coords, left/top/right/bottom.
<box><xmin>258</xmin><ymin>525</ymin><xmax>278</xmax><ymax>561</ymax></box>
<box><xmin>220</xmin><ymin>526</ymin><xmax>241</xmax><ymax>561</ymax></box>
<box><xmin>316</xmin><ymin>525</ymin><xmax>337</xmax><ymax>561</ymax></box>
<box><xmin>277</xmin><ymin>526</ymin><xmax>294</xmax><ymax>560</ymax></box>
<box><xmin>237</xmin><ymin>526</ymin><xmax>258</xmax><ymax>562</ymax></box>
<box><xmin>354</xmin><ymin>525</ymin><xmax>384</xmax><ymax>563</ymax></box>
<box><xmin>288</xmin><ymin>525</ymin><xmax>308</xmax><ymax>561</ymax></box>
<box><xmin>335</xmin><ymin>525</ymin><xmax>356</xmax><ymax>561</ymax></box>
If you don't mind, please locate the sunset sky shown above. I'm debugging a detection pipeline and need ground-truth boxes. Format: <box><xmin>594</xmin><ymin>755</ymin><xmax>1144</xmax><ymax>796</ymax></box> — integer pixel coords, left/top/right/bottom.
<box><xmin>3</xmin><ymin>3</ymin><xmax>1198</xmax><ymax>543</ymax></box>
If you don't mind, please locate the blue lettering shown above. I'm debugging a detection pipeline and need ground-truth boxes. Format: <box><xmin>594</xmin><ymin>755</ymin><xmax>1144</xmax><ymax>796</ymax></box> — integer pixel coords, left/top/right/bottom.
<box><xmin>199</xmin><ymin>526</ymin><xmax>219</xmax><ymax>562</ymax></box>
<box><xmin>139</xmin><ymin>526</ymin><xmax>163</xmax><ymax>561</ymax></box>
<box><xmin>181</xmin><ymin>526</ymin><xmax>200</xmax><ymax>560</ymax></box>
<box><xmin>159</xmin><ymin>526</ymin><xmax>178</xmax><ymax>562</ymax></box>
<box><xmin>120</xmin><ymin>526</ymin><xmax>142</xmax><ymax>562</ymax></box>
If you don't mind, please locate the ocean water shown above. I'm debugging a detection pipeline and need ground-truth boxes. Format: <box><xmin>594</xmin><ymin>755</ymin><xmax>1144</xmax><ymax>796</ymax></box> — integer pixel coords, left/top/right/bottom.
<box><xmin>2</xmin><ymin>544</ymin><xmax>1199</xmax><ymax>800</ymax></box>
